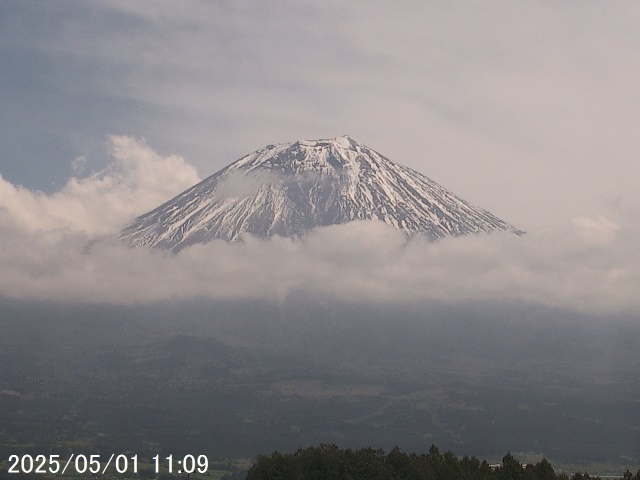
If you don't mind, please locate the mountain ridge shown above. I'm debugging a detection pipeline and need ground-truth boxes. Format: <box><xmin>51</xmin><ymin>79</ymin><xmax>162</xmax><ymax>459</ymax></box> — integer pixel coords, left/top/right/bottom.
<box><xmin>119</xmin><ymin>135</ymin><xmax>523</xmax><ymax>250</ymax></box>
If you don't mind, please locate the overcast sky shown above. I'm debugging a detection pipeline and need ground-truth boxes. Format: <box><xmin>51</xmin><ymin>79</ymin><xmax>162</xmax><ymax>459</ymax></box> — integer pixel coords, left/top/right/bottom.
<box><xmin>1</xmin><ymin>1</ymin><xmax>639</xmax><ymax>313</ymax></box>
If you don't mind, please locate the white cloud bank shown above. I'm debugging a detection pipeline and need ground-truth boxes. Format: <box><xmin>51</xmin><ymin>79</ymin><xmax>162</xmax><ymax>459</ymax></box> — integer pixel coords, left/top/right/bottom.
<box><xmin>0</xmin><ymin>139</ymin><xmax>638</xmax><ymax>315</ymax></box>
<box><xmin>0</xmin><ymin>136</ymin><xmax>200</xmax><ymax>235</ymax></box>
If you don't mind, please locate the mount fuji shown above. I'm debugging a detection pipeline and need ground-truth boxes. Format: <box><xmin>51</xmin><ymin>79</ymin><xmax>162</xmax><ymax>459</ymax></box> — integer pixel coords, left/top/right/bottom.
<box><xmin>119</xmin><ymin>135</ymin><xmax>523</xmax><ymax>250</ymax></box>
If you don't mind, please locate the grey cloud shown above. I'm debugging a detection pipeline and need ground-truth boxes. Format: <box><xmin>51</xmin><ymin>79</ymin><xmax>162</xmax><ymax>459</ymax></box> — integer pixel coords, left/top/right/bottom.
<box><xmin>1</xmin><ymin>214</ymin><xmax>638</xmax><ymax>315</ymax></box>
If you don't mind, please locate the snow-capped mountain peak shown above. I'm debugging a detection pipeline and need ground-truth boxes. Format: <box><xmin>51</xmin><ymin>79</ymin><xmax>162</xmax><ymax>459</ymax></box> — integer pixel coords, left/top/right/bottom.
<box><xmin>119</xmin><ymin>136</ymin><xmax>523</xmax><ymax>250</ymax></box>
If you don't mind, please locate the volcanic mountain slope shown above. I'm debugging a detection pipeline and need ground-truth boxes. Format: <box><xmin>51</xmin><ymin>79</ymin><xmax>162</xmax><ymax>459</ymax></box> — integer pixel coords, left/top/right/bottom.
<box><xmin>119</xmin><ymin>135</ymin><xmax>523</xmax><ymax>250</ymax></box>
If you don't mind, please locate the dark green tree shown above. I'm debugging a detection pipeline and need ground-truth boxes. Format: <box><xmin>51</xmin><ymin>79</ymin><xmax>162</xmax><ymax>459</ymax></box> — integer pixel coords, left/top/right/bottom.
<box><xmin>500</xmin><ymin>452</ymin><xmax>523</xmax><ymax>480</ymax></box>
<box><xmin>533</xmin><ymin>459</ymin><xmax>556</xmax><ymax>480</ymax></box>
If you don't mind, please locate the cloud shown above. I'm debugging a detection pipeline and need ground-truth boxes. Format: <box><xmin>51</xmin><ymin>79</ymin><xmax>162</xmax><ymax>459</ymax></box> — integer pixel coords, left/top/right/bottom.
<box><xmin>0</xmin><ymin>136</ymin><xmax>200</xmax><ymax>235</ymax></box>
<box><xmin>71</xmin><ymin>156</ymin><xmax>87</xmax><ymax>175</ymax></box>
<box><xmin>1</xmin><ymin>138</ymin><xmax>639</xmax><ymax>315</ymax></box>
<box><xmin>213</xmin><ymin>169</ymin><xmax>278</xmax><ymax>200</ymax></box>
<box><xmin>571</xmin><ymin>214</ymin><xmax>620</xmax><ymax>246</ymax></box>
<box><xmin>0</xmin><ymin>216</ymin><xmax>637</xmax><ymax>315</ymax></box>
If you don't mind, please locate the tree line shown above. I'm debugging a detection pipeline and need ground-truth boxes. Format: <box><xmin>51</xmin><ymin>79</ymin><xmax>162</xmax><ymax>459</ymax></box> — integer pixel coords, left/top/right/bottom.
<box><xmin>245</xmin><ymin>444</ymin><xmax>640</xmax><ymax>480</ymax></box>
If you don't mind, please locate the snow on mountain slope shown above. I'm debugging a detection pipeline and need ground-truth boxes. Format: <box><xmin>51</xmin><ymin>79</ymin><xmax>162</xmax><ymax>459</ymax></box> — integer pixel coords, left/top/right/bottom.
<box><xmin>119</xmin><ymin>136</ymin><xmax>523</xmax><ymax>250</ymax></box>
